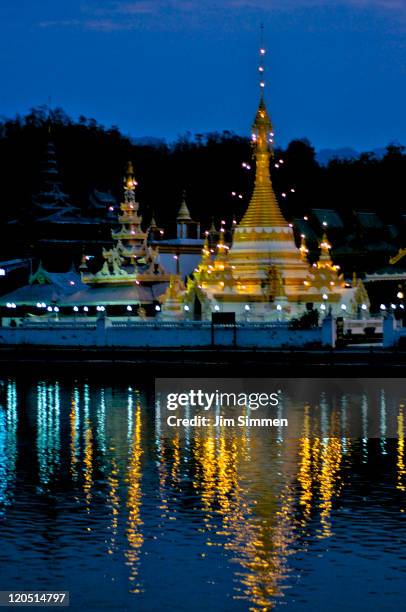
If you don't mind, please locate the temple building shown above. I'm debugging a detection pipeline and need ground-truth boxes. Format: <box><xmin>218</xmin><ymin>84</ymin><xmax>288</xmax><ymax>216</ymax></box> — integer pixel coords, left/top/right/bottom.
<box><xmin>172</xmin><ymin>46</ymin><xmax>366</xmax><ymax>321</ymax></box>
<box><xmin>149</xmin><ymin>193</ymin><xmax>204</xmax><ymax>278</ymax></box>
<box><xmin>5</xmin><ymin>123</ymin><xmax>117</xmax><ymax>269</ymax></box>
<box><xmin>0</xmin><ymin>262</ymin><xmax>85</xmax><ymax>320</ymax></box>
<box><xmin>60</xmin><ymin>162</ymin><xmax>171</xmax><ymax>316</ymax></box>
<box><xmin>0</xmin><ymin>164</ymin><xmax>170</xmax><ymax>318</ymax></box>
<box><xmin>0</xmin><ymin>47</ymin><xmax>375</xmax><ymax>325</ymax></box>
<box><xmin>363</xmin><ymin>244</ymin><xmax>406</xmax><ymax>314</ymax></box>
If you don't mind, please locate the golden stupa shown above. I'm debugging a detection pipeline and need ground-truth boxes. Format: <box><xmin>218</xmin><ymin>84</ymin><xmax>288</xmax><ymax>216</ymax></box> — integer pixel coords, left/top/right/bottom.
<box><xmin>228</xmin><ymin>71</ymin><xmax>310</xmax><ymax>302</ymax></box>
<box><xmin>178</xmin><ymin>41</ymin><xmax>363</xmax><ymax>321</ymax></box>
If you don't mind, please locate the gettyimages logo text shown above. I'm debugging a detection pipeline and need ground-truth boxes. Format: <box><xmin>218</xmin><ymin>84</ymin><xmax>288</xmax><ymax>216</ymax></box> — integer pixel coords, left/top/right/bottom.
<box><xmin>166</xmin><ymin>389</ymin><xmax>281</xmax><ymax>411</ymax></box>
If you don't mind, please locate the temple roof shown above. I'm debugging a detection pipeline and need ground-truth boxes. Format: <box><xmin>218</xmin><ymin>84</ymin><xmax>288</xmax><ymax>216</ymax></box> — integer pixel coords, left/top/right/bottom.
<box><xmin>354</xmin><ymin>211</ymin><xmax>383</xmax><ymax>230</ymax></box>
<box><xmin>0</xmin><ymin>284</ymin><xmax>62</xmax><ymax>305</ymax></box>
<box><xmin>157</xmin><ymin>238</ymin><xmax>204</xmax><ymax>246</ymax></box>
<box><xmin>177</xmin><ymin>199</ymin><xmax>192</xmax><ymax>221</ymax></box>
<box><xmin>37</xmin><ymin>209</ymin><xmax>89</xmax><ymax>224</ymax></box>
<box><xmin>60</xmin><ymin>283</ymin><xmax>168</xmax><ymax>306</ymax></box>
<box><xmin>0</xmin><ymin>267</ymin><xmax>85</xmax><ymax>305</ymax></box>
<box><xmin>29</xmin><ymin>263</ymin><xmax>83</xmax><ymax>288</ymax></box>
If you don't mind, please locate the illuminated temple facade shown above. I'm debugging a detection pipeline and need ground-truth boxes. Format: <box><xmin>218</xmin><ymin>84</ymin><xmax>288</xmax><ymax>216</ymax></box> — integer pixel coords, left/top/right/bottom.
<box><xmin>65</xmin><ymin>163</ymin><xmax>170</xmax><ymax>314</ymax></box>
<box><xmin>166</xmin><ymin>80</ymin><xmax>367</xmax><ymax>321</ymax></box>
<box><xmin>0</xmin><ymin>48</ymin><xmax>371</xmax><ymax>323</ymax></box>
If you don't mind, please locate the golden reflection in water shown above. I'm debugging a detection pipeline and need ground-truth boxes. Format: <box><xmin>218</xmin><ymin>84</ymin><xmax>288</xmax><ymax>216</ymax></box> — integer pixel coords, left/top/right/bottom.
<box><xmin>317</xmin><ymin>436</ymin><xmax>342</xmax><ymax>539</ymax></box>
<box><xmin>238</xmin><ymin>484</ymin><xmax>298</xmax><ymax>610</ymax></box>
<box><xmin>83</xmin><ymin>418</ymin><xmax>93</xmax><ymax>512</ymax></box>
<box><xmin>191</xmin><ymin>423</ymin><xmax>300</xmax><ymax>610</ymax></box>
<box><xmin>171</xmin><ymin>433</ymin><xmax>181</xmax><ymax>486</ymax></box>
<box><xmin>186</xmin><ymin>408</ymin><xmax>352</xmax><ymax>610</ymax></box>
<box><xmin>107</xmin><ymin>457</ymin><xmax>120</xmax><ymax>555</ymax></box>
<box><xmin>229</xmin><ymin>453</ymin><xmax>294</xmax><ymax>608</ymax></box>
<box><xmin>193</xmin><ymin>433</ymin><xmax>217</xmax><ymax>537</ymax></box>
<box><xmin>8</xmin><ymin>380</ymin><xmax>406</xmax><ymax>609</ymax></box>
<box><xmin>397</xmin><ymin>404</ymin><xmax>405</xmax><ymax>494</ymax></box>
<box><xmin>157</xmin><ymin>438</ymin><xmax>170</xmax><ymax>520</ymax></box>
<box><xmin>297</xmin><ymin>404</ymin><xmax>312</xmax><ymax>523</ymax></box>
<box><xmin>125</xmin><ymin>402</ymin><xmax>143</xmax><ymax>593</ymax></box>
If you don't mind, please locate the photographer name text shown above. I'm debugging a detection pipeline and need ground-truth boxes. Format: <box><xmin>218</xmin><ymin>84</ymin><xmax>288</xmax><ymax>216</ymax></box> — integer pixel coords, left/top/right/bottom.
<box><xmin>164</xmin><ymin>390</ymin><xmax>288</xmax><ymax>428</ymax></box>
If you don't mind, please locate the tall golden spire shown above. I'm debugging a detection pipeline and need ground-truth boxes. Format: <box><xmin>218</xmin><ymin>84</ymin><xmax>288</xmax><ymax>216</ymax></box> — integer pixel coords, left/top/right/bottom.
<box><xmin>239</xmin><ymin>32</ymin><xmax>288</xmax><ymax>229</ymax></box>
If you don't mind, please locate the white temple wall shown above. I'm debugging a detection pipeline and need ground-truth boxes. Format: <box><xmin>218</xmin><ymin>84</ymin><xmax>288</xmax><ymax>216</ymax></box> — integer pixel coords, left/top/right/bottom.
<box><xmin>0</xmin><ymin>320</ymin><xmax>326</xmax><ymax>348</ymax></box>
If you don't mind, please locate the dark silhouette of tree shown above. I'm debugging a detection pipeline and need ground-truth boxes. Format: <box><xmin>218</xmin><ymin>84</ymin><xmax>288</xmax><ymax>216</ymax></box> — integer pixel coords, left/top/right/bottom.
<box><xmin>0</xmin><ymin>107</ymin><xmax>405</xmax><ymax>268</ymax></box>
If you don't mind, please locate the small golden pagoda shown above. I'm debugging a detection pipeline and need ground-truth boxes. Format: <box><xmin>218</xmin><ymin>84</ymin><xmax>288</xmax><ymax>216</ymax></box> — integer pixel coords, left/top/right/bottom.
<box><xmin>303</xmin><ymin>233</ymin><xmax>345</xmax><ymax>303</ymax></box>
<box><xmin>108</xmin><ymin>161</ymin><xmax>148</xmax><ymax>263</ymax></box>
<box><xmin>67</xmin><ymin>163</ymin><xmax>171</xmax><ymax>315</ymax></box>
<box><xmin>192</xmin><ymin>229</ymin><xmax>237</xmax><ymax>293</ymax></box>
<box><xmin>159</xmin><ymin>275</ymin><xmax>186</xmax><ymax>319</ymax></box>
<box><xmin>82</xmin><ymin>163</ymin><xmax>170</xmax><ymax>285</ymax></box>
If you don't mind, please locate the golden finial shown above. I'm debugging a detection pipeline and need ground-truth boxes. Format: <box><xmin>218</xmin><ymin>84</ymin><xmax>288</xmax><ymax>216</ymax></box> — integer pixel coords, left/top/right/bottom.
<box><xmin>320</xmin><ymin>233</ymin><xmax>331</xmax><ymax>253</ymax></box>
<box><xmin>202</xmin><ymin>233</ymin><xmax>211</xmax><ymax>258</ymax></box>
<box><xmin>217</xmin><ymin>227</ymin><xmax>226</xmax><ymax>249</ymax></box>
<box><xmin>124</xmin><ymin>162</ymin><xmax>136</xmax><ymax>190</ymax></box>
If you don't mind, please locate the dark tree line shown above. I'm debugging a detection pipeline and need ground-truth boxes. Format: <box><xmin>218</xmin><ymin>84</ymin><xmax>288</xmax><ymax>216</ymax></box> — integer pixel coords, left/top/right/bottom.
<box><xmin>0</xmin><ymin>106</ymin><xmax>405</xmax><ymax>236</ymax></box>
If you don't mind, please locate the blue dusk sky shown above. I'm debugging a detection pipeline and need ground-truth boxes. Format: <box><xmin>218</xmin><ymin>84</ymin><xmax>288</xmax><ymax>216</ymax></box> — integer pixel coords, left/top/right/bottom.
<box><xmin>0</xmin><ymin>0</ymin><xmax>405</xmax><ymax>150</ymax></box>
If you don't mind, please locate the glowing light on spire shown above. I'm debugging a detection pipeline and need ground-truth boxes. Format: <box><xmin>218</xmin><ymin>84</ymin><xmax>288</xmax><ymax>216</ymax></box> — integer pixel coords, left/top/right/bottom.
<box><xmin>258</xmin><ymin>23</ymin><xmax>266</xmax><ymax>95</ymax></box>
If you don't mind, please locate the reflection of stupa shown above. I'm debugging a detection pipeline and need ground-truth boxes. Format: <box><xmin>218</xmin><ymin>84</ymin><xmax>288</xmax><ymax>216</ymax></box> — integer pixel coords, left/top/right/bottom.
<box><xmin>178</xmin><ymin>43</ymin><xmax>366</xmax><ymax>321</ymax></box>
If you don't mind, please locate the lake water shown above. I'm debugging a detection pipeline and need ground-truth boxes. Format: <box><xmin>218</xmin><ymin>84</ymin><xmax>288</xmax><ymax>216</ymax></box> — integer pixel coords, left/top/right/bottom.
<box><xmin>0</xmin><ymin>376</ymin><xmax>405</xmax><ymax>611</ymax></box>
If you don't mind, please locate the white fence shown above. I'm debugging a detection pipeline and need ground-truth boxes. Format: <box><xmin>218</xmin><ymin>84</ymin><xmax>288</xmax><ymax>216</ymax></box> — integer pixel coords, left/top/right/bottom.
<box><xmin>0</xmin><ymin>317</ymin><xmax>331</xmax><ymax>348</ymax></box>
